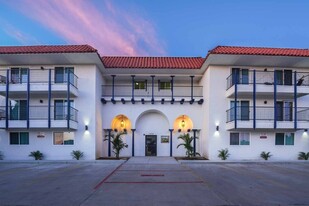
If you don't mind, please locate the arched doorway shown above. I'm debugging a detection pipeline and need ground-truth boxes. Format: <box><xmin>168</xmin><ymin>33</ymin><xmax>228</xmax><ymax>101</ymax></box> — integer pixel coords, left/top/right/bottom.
<box><xmin>135</xmin><ymin>110</ymin><xmax>170</xmax><ymax>156</ymax></box>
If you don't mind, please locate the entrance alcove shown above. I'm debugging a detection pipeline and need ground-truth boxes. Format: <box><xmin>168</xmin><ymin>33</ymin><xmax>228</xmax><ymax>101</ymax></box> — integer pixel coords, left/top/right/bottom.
<box><xmin>135</xmin><ymin>110</ymin><xmax>170</xmax><ymax>156</ymax></box>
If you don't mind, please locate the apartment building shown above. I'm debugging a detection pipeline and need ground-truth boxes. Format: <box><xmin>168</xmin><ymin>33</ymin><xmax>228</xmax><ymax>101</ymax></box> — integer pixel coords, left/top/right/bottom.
<box><xmin>0</xmin><ymin>45</ymin><xmax>308</xmax><ymax>160</ymax></box>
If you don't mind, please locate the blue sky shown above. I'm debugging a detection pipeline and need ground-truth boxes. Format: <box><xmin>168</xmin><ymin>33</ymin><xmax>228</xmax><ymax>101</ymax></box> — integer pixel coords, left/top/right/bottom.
<box><xmin>0</xmin><ymin>0</ymin><xmax>309</xmax><ymax>57</ymax></box>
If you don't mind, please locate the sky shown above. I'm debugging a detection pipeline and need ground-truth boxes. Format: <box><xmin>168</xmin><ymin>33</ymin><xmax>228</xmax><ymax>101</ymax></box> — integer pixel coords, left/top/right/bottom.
<box><xmin>0</xmin><ymin>0</ymin><xmax>309</xmax><ymax>57</ymax></box>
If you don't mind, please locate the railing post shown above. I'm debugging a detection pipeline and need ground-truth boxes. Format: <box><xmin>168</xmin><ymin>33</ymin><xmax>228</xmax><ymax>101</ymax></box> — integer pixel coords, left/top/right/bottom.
<box><xmin>111</xmin><ymin>75</ymin><xmax>116</xmax><ymax>101</ymax></box>
<box><xmin>131</xmin><ymin>75</ymin><xmax>135</xmax><ymax>103</ymax></box>
<box><xmin>234</xmin><ymin>71</ymin><xmax>238</xmax><ymax>129</ymax></box>
<box><xmin>151</xmin><ymin>75</ymin><xmax>155</xmax><ymax>104</ymax></box>
<box><xmin>131</xmin><ymin>129</ymin><xmax>136</xmax><ymax>156</ymax></box>
<box><xmin>107</xmin><ymin>129</ymin><xmax>112</xmax><ymax>157</ymax></box>
<box><xmin>5</xmin><ymin>69</ymin><xmax>9</xmax><ymax>129</ymax></box>
<box><xmin>169</xmin><ymin>129</ymin><xmax>173</xmax><ymax>157</ymax></box>
<box><xmin>171</xmin><ymin>76</ymin><xmax>174</xmax><ymax>102</ymax></box>
<box><xmin>190</xmin><ymin>76</ymin><xmax>194</xmax><ymax>101</ymax></box>
<box><xmin>67</xmin><ymin>70</ymin><xmax>70</xmax><ymax>129</ymax></box>
<box><xmin>27</xmin><ymin>69</ymin><xmax>30</xmax><ymax>129</ymax></box>
<box><xmin>274</xmin><ymin>70</ymin><xmax>277</xmax><ymax>129</ymax></box>
<box><xmin>192</xmin><ymin>129</ymin><xmax>197</xmax><ymax>157</ymax></box>
<box><xmin>253</xmin><ymin>70</ymin><xmax>256</xmax><ymax>129</ymax></box>
<box><xmin>294</xmin><ymin>71</ymin><xmax>297</xmax><ymax>129</ymax></box>
<box><xmin>48</xmin><ymin>69</ymin><xmax>51</xmax><ymax>128</ymax></box>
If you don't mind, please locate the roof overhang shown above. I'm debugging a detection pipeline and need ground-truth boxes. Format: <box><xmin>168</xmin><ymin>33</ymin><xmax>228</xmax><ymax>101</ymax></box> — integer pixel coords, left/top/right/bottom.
<box><xmin>203</xmin><ymin>54</ymin><xmax>309</xmax><ymax>69</ymax></box>
<box><xmin>0</xmin><ymin>53</ymin><xmax>105</xmax><ymax>71</ymax></box>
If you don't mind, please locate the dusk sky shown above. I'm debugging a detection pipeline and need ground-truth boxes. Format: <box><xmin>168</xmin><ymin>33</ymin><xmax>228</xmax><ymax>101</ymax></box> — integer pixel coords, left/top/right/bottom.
<box><xmin>0</xmin><ymin>0</ymin><xmax>309</xmax><ymax>57</ymax></box>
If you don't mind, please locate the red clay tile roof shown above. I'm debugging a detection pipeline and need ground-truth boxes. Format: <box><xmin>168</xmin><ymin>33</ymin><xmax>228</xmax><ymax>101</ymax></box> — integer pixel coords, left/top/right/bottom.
<box><xmin>0</xmin><ymin>45</ymin><xmax>97</xmax><ymax>54</ymax></box>
<box><xmin>102</xmin><ymin>56</ymin><xmax>205</xmax><ymax>69</ymax></box>
<box><xmin>209</xmin><ymin>46</ymin><xmax>309</xmax><ymax>57</ymax></box>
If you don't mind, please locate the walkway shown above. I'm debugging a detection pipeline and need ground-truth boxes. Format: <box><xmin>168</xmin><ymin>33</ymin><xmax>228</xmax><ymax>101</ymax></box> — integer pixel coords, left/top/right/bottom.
<box><xmin>83</xmin><ymin>157</ymin><xmax>225</xmax><ymax>205</ymax></box>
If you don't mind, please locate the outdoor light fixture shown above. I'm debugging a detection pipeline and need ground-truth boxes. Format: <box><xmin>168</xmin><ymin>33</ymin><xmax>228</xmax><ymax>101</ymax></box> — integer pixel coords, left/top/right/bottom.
<box><xmin>181</xmin><ymin>115</ymin><xmax>186</xmax><ymax>128</ymax></box>
<box><xmin>305</xmin><ymin>129</ymin><xmax>308</xmax><ymax>132</ymax></box>
<box><xmin>120</xmin><ymin>115</ymin><xmax>125</xmax><ymax>128</ymax></box>
<box><xmin>85</xmin><ymin>125</ymin><xmax>88</xmax><ymax>131</ymax></box>
<box><xmin>216</xmin><ymin>125</ymin><xmax>219</xmax><ymax>131</ymax></box>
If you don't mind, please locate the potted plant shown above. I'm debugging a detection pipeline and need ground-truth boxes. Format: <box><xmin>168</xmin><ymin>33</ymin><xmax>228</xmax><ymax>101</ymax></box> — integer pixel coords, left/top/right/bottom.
<box><xmin>260</xmin><ymin>151</ymin><xmax>272</xmax><ymax>160</ymax></box>
<box><xmin>29</xmin><ymin>150</ymin><xmax>43</xmax><ymax>160</ymax></box>
<box><xmin>218</xmin><ymin>148</ymin><xmax>230</xmax><ymax>160</ymax></box>
<box><xmin>71</xmin><ymin>150</ymin><xmax>84</xmax><ymax>160</ymax></box>
<box><xmin>298</xmin><ymin>152</ymin><xmax>309</xmax><ymax>160</ymax></box>
<box><xmin>105</xmin><ymin>131</ymin><xmax>128</xmax><ymax>159</ymax></box>
<box><xmin>177</xmin><ymin>133</ymin><xmax>200</xmax><ymax>158</ymax></box>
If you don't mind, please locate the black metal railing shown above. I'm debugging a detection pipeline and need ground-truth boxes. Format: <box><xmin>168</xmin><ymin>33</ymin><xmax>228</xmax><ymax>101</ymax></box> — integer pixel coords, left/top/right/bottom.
<box><xmin>226</xmin><ymin>70</ymin><xmax>309</xmax><ymax>90</ymax></box>
<box><xmin>0</xmin><ymin>106</ymin><xmax>78</xmax><ymax>122</ymax></box>
<box><xmin>0</xmin><ymin>69</ymin><xmax>78</xmax><ymax>88</ymax></box>
<box><xmin>102</xmin><ymin>84</ymin><xmax>203</xmax><ymax>99</ymax></box>
<box><xmin>226</xmin><ymin>106</ymin><xmax>309</xmax><ymax>123</ymax></box>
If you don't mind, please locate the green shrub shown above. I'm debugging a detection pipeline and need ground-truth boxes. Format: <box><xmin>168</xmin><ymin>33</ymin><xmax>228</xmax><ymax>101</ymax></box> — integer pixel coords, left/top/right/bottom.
<box><xmin>260</xmin><ymin>151</ymin><xmax>272</xmax><ymax>160</ymax></box>
<box><xmin>218</xmin><ymin>148</ymin><xmax>230</xmax><ymax>160</ymax></box>
<box><xmin>298</xmin><ymin>152</ymin><xmax>309</xmax><ymax>160</ymax></box>
<box><xmin>71</xmin><ymin>150</ymin><xmax>84</xmax><ymax>160</ymax></box>
<box><xmin>29</xmin><ymin>150</ymin><xmax>43</xmax><ymax>160</ymax></box>
<box><xmin>177</xmin><ymin>133</ymin><xmax>200</xmax><ymax>157</ymax></box>
<box><xmin>104</xmin><ymin>132</ymin><xmax>128</xmax><ymax>159</ymax></box>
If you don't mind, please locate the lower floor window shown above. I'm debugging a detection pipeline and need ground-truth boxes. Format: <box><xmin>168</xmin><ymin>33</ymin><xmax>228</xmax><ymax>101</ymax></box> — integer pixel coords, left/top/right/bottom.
<box><xmin>53</xmin><ymin>132</ymin><xmax>74</xmax><ymax>145</ymax></box>
<box><xmin>10</xmin><ymin>132</ymin><xmax>29</xmax><ymax>145</ymax></box>
<box><xmin>230</xmin><ymin>132</ymin><xmax>250</xmax><ymax>145</ymax></box>
<box><xmin>275</xmin><ymin>133</ymin><xmax>294</xmax><ymax>145</ymax></box>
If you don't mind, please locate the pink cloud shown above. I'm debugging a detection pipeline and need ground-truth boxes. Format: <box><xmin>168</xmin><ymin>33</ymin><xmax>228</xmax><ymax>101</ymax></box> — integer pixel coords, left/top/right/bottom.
<box><xmin>7</xmin><ymin>0</ymin><xmax>166</xmax><ymax>56</ymax></box>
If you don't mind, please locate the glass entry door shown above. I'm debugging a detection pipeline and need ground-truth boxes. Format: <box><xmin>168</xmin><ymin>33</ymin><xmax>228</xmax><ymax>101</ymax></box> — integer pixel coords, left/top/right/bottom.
<box><xmin>145</xmin><ymin>135</ymin><xmax>157</xmax><ymax>156</ymax></box>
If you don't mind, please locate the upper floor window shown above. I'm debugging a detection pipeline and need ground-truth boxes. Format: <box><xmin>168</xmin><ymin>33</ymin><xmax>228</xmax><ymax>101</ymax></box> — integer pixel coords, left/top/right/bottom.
<box><xmin>55</xmin><ymin>67</ymin><xmax>74</xmax><ymax>84</ymax></box>
<box><xmin>11</xmin><ymin>68</ymin><xmax>28</xmax><ymax>84</ymax></box>
<box><xmin>134</xmin><ymin>81</ymin><xmax>146</xmax><ymax>90</ymax></box>
<box><xmin>275</xmin><ymin>70</ymin><xmax>292</xmax><ymax>85</ymax></box>
<box><xmin>10</xmin><ymin>100</ymin><xmax>27</xmax><ymax>120</ymax></box>
<box><xmin>231</xmin><ymin>68</ymin><xmax>249</xmax><ymax>85</ymax></box>
<box><xmin>54</xmin><ymin>100</ymin><xmax>74</xmax><ymax>120</ymax></box>
<box><xmin>159</xmin><ymin>81</ymin><xmax>171</xmax><ymax>90</ymax></box>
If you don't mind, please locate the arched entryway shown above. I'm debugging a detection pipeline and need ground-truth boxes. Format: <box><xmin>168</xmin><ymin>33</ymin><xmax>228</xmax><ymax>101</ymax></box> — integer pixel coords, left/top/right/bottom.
<box><xmin>135</xmin><ymin>110</ymin><xmax>170</xmax><ymax>156</ymax></box>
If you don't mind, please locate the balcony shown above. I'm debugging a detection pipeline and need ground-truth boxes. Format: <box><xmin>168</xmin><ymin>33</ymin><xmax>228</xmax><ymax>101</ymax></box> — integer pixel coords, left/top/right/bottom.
<box><xmin>0</xmin><ymin>69</ymin><xmax>78</xmax><ymax>97</ymax></box>
<box><xmin>226</xmin><ymin>70</ymin><xmax>309</xmax><ymax>98</ymax></box>
<box><xmin>101</xmin><ymin>84</ymin><xmax>204</xmax><ymax>104</ymax></box>
<box><xmin>0</xmin><ymin>106</ymin><xmax>78</xmax><ymax>130</ymax></box>
<box><xmin>226</xmin><ymin>106</ymin><xmax>309</xmax><ymax>130</ymax></box>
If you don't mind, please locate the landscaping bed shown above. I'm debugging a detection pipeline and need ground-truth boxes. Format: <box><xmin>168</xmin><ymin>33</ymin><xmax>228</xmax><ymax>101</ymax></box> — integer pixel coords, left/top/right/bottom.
<box><xmin>97</xmin><ymin>157</ymin><xmax>130</xmax><ymax>160</ymax></box>
<box><xmin>174</xmin><ymin>157</ymin><xmax>208</xmax><ymax>160</ymax></box>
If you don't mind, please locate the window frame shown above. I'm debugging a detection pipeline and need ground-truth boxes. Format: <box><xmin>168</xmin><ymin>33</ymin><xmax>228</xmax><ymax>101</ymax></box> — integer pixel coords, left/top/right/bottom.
<box><xmin>230</xmin><ymin>132</ymin><xmax>250</xmax><ymax>146</ymax></box>
<box><xmin>134</xmin><ymin>80</ymin><xmax>147</xmax><ymax>90</ymax></box>
<box><xmin>275</xmin><ymin>132</ymin><xmax>294</xmax><ymax>146</ymax></box>
<box><xmin>158</xmin><ymin>81</ymin><xmax>171</xmax><ymax>90</ymax></box>
<box><xmin>53</xmin><ymin>132</ymin><xmax>74</xmax><ymax>145</ymax></box>
<box><xmin>9</xmin><ymin>132</ymin><xmax>29</xmax><ymax>145</ymax></box>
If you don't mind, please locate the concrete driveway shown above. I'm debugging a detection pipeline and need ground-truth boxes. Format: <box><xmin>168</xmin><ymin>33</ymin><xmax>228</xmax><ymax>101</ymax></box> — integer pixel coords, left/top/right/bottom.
<box><xmin>0</xmin><ymin>158</ymin><xmax>308</xmax><ymax>205</ymax></box>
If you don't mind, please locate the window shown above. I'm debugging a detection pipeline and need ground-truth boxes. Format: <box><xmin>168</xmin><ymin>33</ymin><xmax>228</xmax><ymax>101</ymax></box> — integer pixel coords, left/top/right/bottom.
<box><xmin>134</xmin><ymin>81</ymin><xmax>146</xmax><ymax>90</ymax></box>
<box><xmin>53</xmin><ymin>132</ymin><xmax>74</xmax><ymax>145</ymax></box>
<box><xmin>275</xmin><ymin>133</ymin><xmax>294</xmax><ymax>145</ymax></box>
<box><xmin>230</xmin><ymin>133</ymin><xmax>250</xmax><ymax>145</ymax></box>
<box><xmin>54</xmin><ymin>67</ymin><xmax>74</xmax><ymax>84</ymax></box>
<box><xmin>54</xmin><ymin>100</ymin><xmax>74</xmax><ymax>120</ymax></box>
<box><xmin>275</xmin><ymin>70</ymin><xmax>293</xmax><ymax>85</ymax></box>
<box><xmin>10</xmin><ymin>100</ymin><xmax>27</xmax><ymax>120</ymax></box>
<box><xmin>10</xmin><ymin>68</ymin><xmax>28</xmax><ymax>84</ymax></box>
<box><xmin>230</xmin><ymin>101</ymin><xmax>250</xmax><ymax>121</ymax></box>
<box><xmin>10</xmin><ymin>132</ymin><xmax>29</xmax><ymax>145</ymax></box>
<box><xmin>231</xmin><ymin>68</ymin><xmax>249</xmax><ymax>85</ymax></box>
<box><xmin>159</xmin><ymin>81</ymin><xmax>171</xmax><ymax>90</ymax></box>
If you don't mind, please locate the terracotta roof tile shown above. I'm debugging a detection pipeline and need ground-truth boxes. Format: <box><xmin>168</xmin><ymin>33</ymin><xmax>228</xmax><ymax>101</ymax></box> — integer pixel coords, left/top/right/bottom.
<box><xmin>0</xmin><ymin>45</ymin><xmax>97</xmax><ymax>54</ymax></box>
<box><xmin>102</xmin><ymin>56</ymin><xmax>205</xmax><ymax>69</ymax></box>
<box><xmin>209</xmin><ymin>46</ymin><xmax>309</xmax><ymax>57</ymax></box>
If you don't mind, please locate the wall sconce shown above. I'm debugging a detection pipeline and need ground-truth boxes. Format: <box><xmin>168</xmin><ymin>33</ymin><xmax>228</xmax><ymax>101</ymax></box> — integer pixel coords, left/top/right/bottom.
<box><xmin>181</xmin><ymin>115</ymin><xmax>186</xmax><ymax>128</ymax></box>
<box><xmin>216</xmin><ymin>125</ymin><xmax>219</xmax><ymax>131</ymax></box>
<box><xmin>305</xmin><ymin>129</ymin><xmax>308</xmax><ymax>132</ymax></box>
<box><xmin>85</xmin><ymin>125</ymin><xmax>88</xmax><ymax>131</ymax></box>
<box><xmin>178</xmin><ymin>129</ymin><xmax>181</xmax><ymax>133</ymax></box>
<box><xmin>187</xmin><ymin>129</ymin><xmax>191</xmax><ymax>132</ymax></box>
<box><xmin>120</xmin><ymin>115</ymin><xmax>125</xmax><ymax>128</ymax></box>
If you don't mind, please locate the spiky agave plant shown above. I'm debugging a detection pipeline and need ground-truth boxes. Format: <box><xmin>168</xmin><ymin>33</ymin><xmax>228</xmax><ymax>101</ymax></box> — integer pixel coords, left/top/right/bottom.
<box><xmin>105</xmin><ymin>131</ymin><xmax>128</xmax><ymax>159</ymax></box>
<box><xmin>298</xmin><ymin>152</ymin><xmax>309</xmax><ymax>160</ymax></box>
<box><xmin>260</xmin><ymin>151</ymin><xmax>272</xmax><ymax>160</ymax></box>
<box><xmin>71</xmin><ymin>150</ymin><xmax>84</xmax><ymax>160</ymax></box>
<box><xmin>218</xmin><ymin>148</ymin><xmax>230</xmax><ymax>160</ymax></box>
<box><xmin>29</xmin><ymin>150</ymin><xmax>43</xmax><ymax>160</ymax></box>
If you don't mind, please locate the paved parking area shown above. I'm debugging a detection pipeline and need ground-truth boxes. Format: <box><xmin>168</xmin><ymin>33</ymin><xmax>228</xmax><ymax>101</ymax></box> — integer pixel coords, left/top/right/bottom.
<box><xmin>0</xmin><ymin>158</ymin><xmax>308</xmax><ymax>206</ymax></box>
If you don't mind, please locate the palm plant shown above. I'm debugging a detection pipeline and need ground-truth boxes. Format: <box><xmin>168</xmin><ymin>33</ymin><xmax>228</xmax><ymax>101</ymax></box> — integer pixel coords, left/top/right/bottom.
<box><xmin>71</xmin><ymin>150</ymin><xmax>84</xmax><ymax>160</ymax></box>
<box><xmin>29</xmin><ymin>150</ymin><xmax>43</xmax><ymax>160</ymax></box>
<box><xmin>260</xmin><ymin>151</ymin><xmax>272</xmax><ymax>160</ymax></box>
<box><xmin>218</xmin><ymin>148</ymin><xmax>230</xmax><ymax>160</ymax></box>
<box><xmin>177</xmin><ymin>133</ymin><xmax>199</xmax><ymax>157</ymax></box>
<box><xmin>105</xmin><ymin>131</ymin><xmax>128</xmax><ymax>159</ymax></box>
<box><xmin>298</xmin><ymin>152</ymin><xmax>309</xmax><ymax>160</ymax></box>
